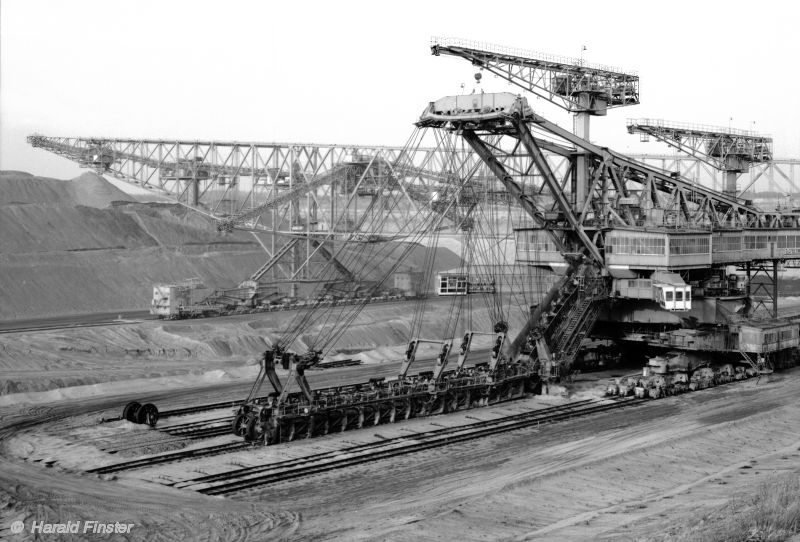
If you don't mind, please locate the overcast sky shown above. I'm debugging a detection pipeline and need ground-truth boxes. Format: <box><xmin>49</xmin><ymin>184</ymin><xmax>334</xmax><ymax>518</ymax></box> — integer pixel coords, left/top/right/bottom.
<box><xmin>2</xmin><ymin>0</ymin><xmax>798</xmax><ymax>179</ymax></box>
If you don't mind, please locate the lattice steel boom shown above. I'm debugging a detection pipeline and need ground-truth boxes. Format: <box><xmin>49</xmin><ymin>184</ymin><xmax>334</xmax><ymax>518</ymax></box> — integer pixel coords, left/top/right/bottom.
<box><xmin>431</xmin><ymin>37</ymin><xmax>639</xmax><ymax>115</ymax></box>
<box><xmin>626</xmin><ymin>118</ymin><xmax>773</xmax><ymax>195</ymax></box>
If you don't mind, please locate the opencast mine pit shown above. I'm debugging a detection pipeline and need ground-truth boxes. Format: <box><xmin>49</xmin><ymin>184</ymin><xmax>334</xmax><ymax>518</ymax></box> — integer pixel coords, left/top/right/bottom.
<box><xmin>3</xmin><ymin>309</ymin><xmax>800</xmax><ymax>540</ymax></box>
<box><xmin>4</xmin><ymin>146</ymin><xmax>800</xmax><ymax>540</ymax></box>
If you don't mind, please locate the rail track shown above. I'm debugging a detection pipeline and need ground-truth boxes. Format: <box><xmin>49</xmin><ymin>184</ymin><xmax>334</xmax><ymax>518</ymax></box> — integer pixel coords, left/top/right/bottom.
<box><xmin>86</xmin><ymin>441</ymin><xmax>248</xmax><ymax>475</ymax></box>
<box><xmin>95</xmin><ymin>417</ymin><xmax>238</xmax><ymax>455</ymax></box>
<box><xmin>168</xmin><ymin>397</ymin><xmax>646</xmax><ymax>495</ymax></box>
<box><xmin>86</xmin><ymin>397</ymin><xmax>629</xmax><ymax>476</ymax></box>
<box><xmin>101</xmin><ymin>399</ymin><xmax>245</xmax><ymax>424</ymax></box>
<box><xmin>157</xmin><ymin>416</ymin><xmax>232</xmax><ymax>437</ymax></box>
<box><xmin>308</xmin><ymin>358</ymin><xmax>361</xmax><ymax>370</ymax></box>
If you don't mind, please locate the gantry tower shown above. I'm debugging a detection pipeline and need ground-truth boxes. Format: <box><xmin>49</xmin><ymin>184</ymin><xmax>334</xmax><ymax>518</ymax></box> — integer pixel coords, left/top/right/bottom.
<box><xmin>626</xmin><ymin>119</ymin><xmax>773</xmax><ymax>196</ymax></box>
<box><xmin>431</xmin><ymin>37</ymin><xmax>639</xmax><ymax>212</ymax></box>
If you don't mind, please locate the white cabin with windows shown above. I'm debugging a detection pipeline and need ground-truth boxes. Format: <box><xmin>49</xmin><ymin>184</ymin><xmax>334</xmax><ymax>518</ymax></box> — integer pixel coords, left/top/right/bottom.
<box><xmin>611</xmin><ymin>270</ymin><xmax>691</xmax><ymax>311</ymax></box>
<box><xmin>515</xmin><ymin>229</ymin><xmax>565</xmax><ymax>267</ymax></box>
<box><xmin>651</xmin><ymin>272</ymin><xmax>691</xmax><ymax>311</ymax></box>
<box><xmin>605</xmin><ymin>227</ymin><xmax>800</xmax><ymax>269</ymax></box>
<box><xmin>436</xmin><ymin>266</ymin><xmax>497</xmax><ymax>296</ymax></box>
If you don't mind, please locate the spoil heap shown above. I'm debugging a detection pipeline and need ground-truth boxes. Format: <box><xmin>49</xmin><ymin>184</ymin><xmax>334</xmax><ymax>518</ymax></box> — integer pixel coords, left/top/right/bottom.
<box><xmin>0</xmin><ymin>171</ymin><xmax>267</xmax><ymax>319</ymax></box>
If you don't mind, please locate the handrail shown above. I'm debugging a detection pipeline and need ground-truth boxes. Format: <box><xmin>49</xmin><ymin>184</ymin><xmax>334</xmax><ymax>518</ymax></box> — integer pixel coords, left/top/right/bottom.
<box><xmin>432</xmin><ymin>36</ymin><xmax>638</xmax><ymax>76</ymax></box>
<box><xmin>627</xmin><ymin>118</ymin><xmax>771</xmax><ymax>139</ymax></box>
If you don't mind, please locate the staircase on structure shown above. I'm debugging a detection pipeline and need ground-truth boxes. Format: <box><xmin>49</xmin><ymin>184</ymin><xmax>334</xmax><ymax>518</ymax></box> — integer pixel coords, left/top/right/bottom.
<box><xmin>534</xmin><ymin>263</ymin><xmax>607</xmax><ymax>379</ymax></box>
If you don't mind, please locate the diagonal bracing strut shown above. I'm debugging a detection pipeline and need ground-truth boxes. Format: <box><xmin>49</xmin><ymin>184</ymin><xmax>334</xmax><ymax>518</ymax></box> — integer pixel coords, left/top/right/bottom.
<box><xmin>460</xmin><ymin>129</ymin><xmax>567</xmax><ymax>255</ymax></box>
<box><xmin>512</xmin><ymin>119</ymin><xmax>605</xmax><ymax>265</ymax></box>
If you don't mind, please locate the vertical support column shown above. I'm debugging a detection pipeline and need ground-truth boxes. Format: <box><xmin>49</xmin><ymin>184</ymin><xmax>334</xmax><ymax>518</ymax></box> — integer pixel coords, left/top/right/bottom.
<box><xmin>573</xmin><ymin>111</ymin><xmax>591</xmax><ymax>213</ymax></box>
<box><xmin>289</xmin><ymin>147</ymin><xmax>300</xmax><ymax>295</ymax></box>
<box><xmin>772</xmin><ymin>259</ymin><xmax>779</xmax><ymax>318</ymax></box>
<box><xmin>271</xmin><ymin>157</ymin><xmax>278</xmax><ymax>282</ymax></box>
<box><xmin>745</xmin><ymin>262</ymin><xmax>751</xmax><ymax>297</ymax></box>
<box><xmin>189</xmin><ymin>179</ymin><xmax>199</xmax><ymax>206</ymax></box>
<box><xmin>724</xmin><ymin>170</ymin><xmax>738</xmax><ymax>197</ymax></box>
<box><xmin>723</xmin><ymin>155</ymin><xmax>745</xmax><ymax>196</ymax></box>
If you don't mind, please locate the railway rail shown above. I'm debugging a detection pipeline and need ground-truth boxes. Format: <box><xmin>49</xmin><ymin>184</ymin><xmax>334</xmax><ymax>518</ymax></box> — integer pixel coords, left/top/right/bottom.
<box><xmin>86</xmin><ymin>441</ymin><xmax>248</xmax><ymax>475</ymax></box>
<box><xmin>102</xmin><ymin>399</ymin><xmax>246</xmax><ymax>424</ymax></box>
<box><xmin>85</xmin><ymin>359</ymin><xmax>773</xmax><ymax>484</ymax></box>
<box><xmin>187</xmin><ymin>397</ymin><xmax>646</xmax><ymax>495</ymax></box>
<box><xmin>85</xmin><ymin>396</ymin><xmax>643</xmax><ymax>483</ymax></box>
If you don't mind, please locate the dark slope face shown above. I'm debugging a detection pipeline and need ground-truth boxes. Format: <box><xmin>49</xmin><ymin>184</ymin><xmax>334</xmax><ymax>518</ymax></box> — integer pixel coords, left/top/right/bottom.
<box><xmin>0</xmin><ymin>172</ymin><xmax>264</xmax><ymax>319</ymax></box>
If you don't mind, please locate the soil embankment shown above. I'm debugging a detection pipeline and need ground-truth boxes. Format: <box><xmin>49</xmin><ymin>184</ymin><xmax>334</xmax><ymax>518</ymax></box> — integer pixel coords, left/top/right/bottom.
<box><xmin>0</xmin><ymin>171</ymin><xmax>280</xmax><ymax>319</ymax></box>
<box><xmin>0</xmin><ymin>170</ymin><xmax>463</xmax><ymax>321</ymax></box>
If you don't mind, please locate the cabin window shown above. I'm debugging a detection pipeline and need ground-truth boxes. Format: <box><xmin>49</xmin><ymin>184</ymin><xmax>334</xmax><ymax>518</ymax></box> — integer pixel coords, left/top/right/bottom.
<box><xmin>665</xmin><ymin>291</ymin><xmax>673</xmax><ymax>302</ymax></box>
<box><xmin>675</xmin><ymin>291</ymin><xmax>683</xmax><ymax>301</ymax></box>
<box><xmin>517</xmin><ymin>231</ymin><xmax>555</xmax><ymax>252</ymax></box>
<box><xmin>745</xmin><ymin>236</ymin><xmax>769</xmax><ymax>250</ymax></box>
<box><xmin>670</xmin><ymin>236</ymin><xmax>711</xmax><ymax>255</ymax></box>
<box><xmin>606</xmin><ymin>233</ymin><xmax>665</xmax><ymax>255</ymax></box>
<box><xmin>714</xmin><ymin>235</ymin><xmax>742</xmax><ymax>252</ymax></box>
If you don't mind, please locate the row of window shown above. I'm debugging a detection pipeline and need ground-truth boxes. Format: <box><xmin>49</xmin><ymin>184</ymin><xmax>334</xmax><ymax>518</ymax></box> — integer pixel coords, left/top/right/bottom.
<box><xmin>438</xmin><ymin>275</ymin><xmax>497</xmax><ymax>295</ymax></box>
<box><xmin>606</xmin><ymin>235</ymin><xmax>666</xmax><ymax>255</ymax></box>
<box><xmin>744</xmin><ymin>236</ymin><xmax>769</xmax><ymax>250</ymax></box>
<box><xmin>662</xmin><ymin>290</ymin><xmax>691</xmax><ymax>302</ymax></box>
<box><xmin>439</xmin><ymin>276</ymin><xmax>467</xmax><ymax>294</ymax></box>
<box><xmin>718</xmin><ymin>234</ymin><xmax>800</xmax><ymax>251</ymax></box>
<box><xmin>607</xmin><ymin>235</ymin><xmax>710</xmax><ymax>255</ymax></box>
<box><xmin>517</xmin><ymin>242</ymin><xmax>559</xmax><ymax>253</ymax></box>
<box><xmin>668</xmin><ymin>236</ymin><xmax>711</xmax><ymax>255</ymax></box>
<box><xmin>608</xmin><ymin>234</ymin><xmax>800</xmax><ymax>255</ymax></box>
<box><xmin>777</xmin><ymin>236</ymin><xmax>800</xmax><ymax>249</ymax></box>
<box><xmin>526</xmin><ymin>231</ymin><xmax>800</xmax><ymax>258</ymax></box>
<box><xmin>517</xmin><ymin>232</ymin><xmax>558</xmax><ymax>253</ymax></box>
<box><xmin>762</xmin><ymin>329</ymin><xmax>799</xmax><ymax>344</ymax></box>
<box><xmin>713</xmin><ymin>235</ymin><xmax>743</xmax><ymax>252</ymax></box>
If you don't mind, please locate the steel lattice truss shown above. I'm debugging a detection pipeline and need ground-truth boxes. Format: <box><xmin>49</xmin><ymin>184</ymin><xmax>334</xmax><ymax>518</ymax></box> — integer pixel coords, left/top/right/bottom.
<box><xmin>431</xmin><ymin>37</ymin><xmax>639</xmax><ymax>114</ymax></box>
<box><xmin>626</xmin><ymin>118</ymin><xmax>773</xmax><ymax>171</ymax></box>
<box><xmin>633</xmin><ymin>155</ymin><xmax>800</xmax><ymax>196</ymax></box>
<box><xmin>416</xmin><ymin>94</ymin><xmax>800</xmax><ymax>253</ymax></box>
<box><xmin>27</xmin><ymin>133</ymin><xmax>549</xmax><ymax>284</ymax></box>
<box><xmin>25</xmin><ymin>122</ymin><xmax>800</xmax><ymax>286</ymax></box>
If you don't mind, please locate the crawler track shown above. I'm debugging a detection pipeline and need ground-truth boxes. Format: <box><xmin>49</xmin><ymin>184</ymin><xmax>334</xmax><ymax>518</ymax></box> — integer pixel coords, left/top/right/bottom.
<box><xmin>181</xmin><ymin>397</ymin><xmax>645</xmax><ymax>495</ymax></box>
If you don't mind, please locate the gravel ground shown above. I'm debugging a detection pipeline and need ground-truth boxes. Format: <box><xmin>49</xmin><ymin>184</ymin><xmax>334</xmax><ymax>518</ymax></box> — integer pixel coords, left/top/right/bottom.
<box><xmin>2</xmin><ymin>356</ymin><xmax>799</xmax><ymax>541</ymax></box>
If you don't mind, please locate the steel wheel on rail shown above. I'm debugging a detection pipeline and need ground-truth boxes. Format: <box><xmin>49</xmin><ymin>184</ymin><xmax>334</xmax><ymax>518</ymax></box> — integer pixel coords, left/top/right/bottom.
<box><xmin>245</xmin><ymin>414</ymin><xmax>264</xmax><ymax>443</ymax></box>
<box><xmin>135</xmin><ymin>403</ymin><xmax>159</xmax><ymax>427</ymax></box>
<box><xmin>231</xmin><ymin>413</ymin><xmax>249</xmax><ymax>437</ymax></box>
<box><xmin>122</xmin><ymin>401</ymin><xmax>141</xmax><ymax>423</ymax></box>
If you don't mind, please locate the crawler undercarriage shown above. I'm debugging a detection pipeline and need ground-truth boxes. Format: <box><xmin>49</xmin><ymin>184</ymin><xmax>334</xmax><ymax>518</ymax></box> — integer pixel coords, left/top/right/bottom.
<box><xmin>232</xmin><ymin>345</ymin><xmax>539</xmax><ymax>445</ymax></box>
